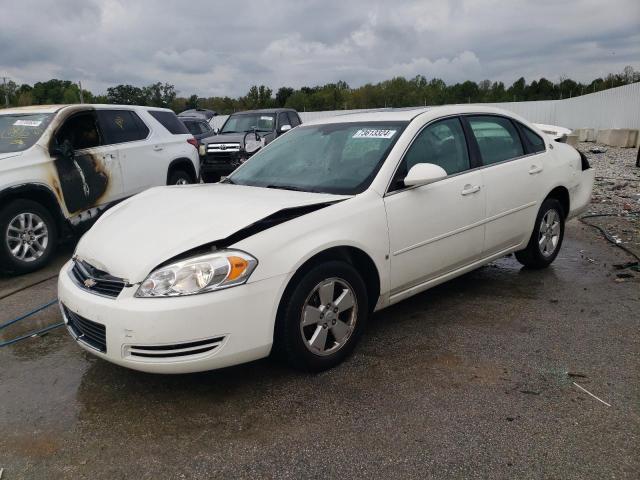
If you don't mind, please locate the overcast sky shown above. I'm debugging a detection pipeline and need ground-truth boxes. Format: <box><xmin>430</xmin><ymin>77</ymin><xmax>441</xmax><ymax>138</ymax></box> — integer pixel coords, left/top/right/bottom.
<box><xmin>1</xmin><ymin>0</ymin><xmax>638</xmax><ymax>97</ymax></box>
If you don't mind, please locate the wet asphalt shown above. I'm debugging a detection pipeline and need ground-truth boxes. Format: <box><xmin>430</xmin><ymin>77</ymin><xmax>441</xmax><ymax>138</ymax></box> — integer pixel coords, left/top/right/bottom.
<box><xmin>0</xmin><ymin>221</ymin><xmax>638</xmax><ymax>479</ymax></box>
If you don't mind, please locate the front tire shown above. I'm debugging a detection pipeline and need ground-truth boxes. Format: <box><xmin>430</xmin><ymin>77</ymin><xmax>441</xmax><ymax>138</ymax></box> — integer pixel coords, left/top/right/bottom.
<box><xmin>515</xmin><ymin>198</ymin><xmax>565</xmax><ymax>269</ymax></box>
<box><xmin>0</xmin><ymin>199</ymin><xmax>58</xmax><ymax>275</ymax></box>
<box><xmin>275</xmin><ymin>261</ymin><xmax>369</xmax><ymax>372</ymax></box>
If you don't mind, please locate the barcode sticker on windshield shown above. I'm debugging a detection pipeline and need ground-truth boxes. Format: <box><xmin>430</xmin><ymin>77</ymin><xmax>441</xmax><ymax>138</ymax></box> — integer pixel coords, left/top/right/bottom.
<box><xmin>13</xmin><ymin>120</ymin><xmax>42</xmax><ymax>127</ymax></box>
<box><xmin>353</xmin><ymin>129</ymin><xmax>396</xmax><ymax>139</ymax></box>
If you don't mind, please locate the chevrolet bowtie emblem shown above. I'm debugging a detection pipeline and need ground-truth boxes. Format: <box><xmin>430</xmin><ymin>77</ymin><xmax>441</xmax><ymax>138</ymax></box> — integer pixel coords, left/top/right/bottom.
<box><xmin>84</xmin><ymin>278</ymin><xmax>97</xmax><ymax>288</ymax></box>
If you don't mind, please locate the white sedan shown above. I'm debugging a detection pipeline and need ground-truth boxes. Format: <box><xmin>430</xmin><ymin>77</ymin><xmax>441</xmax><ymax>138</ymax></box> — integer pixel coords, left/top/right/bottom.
<box><xmin>58</xmin><ymin>106</ymin><xmax>594</xmax><ymax>373</ymax></box>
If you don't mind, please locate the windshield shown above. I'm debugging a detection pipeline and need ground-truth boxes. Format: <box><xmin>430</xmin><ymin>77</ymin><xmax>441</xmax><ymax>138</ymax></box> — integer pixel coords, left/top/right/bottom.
<box><xmin>228</xmin><ymin>122</ymin><xmax>406</xmax><ymax>195</ymax></box>
<box><xmin>0</xmin><ymin>113</ymin><xmax>54</xmax><ymax>154</ymax></box>
<box><xmin>221</xmin><ymin>113</ymin><xmax>275</xmax><ymax>133</ymax></box>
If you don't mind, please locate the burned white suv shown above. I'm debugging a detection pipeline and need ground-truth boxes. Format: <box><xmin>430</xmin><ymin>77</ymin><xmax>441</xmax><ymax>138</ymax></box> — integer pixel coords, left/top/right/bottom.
<box><xmin>0</xmin><ymin>104</ymin><xmax>200</xmax><ymax>274</ymax></box>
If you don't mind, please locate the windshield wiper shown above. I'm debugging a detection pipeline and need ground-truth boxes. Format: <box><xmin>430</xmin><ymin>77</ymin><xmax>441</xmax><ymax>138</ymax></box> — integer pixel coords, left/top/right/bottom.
<box><xmin>266</xmin><ymin>184</ymin><xmax>315</xmax><ymax>192</ymax></box>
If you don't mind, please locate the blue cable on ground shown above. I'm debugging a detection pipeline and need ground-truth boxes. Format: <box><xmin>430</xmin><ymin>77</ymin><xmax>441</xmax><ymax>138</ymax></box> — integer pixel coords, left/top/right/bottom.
<box><xmin>0</xmin><ymin>321</ymin><xmax>65</xmax><ymax>348</ymax></box>
<box><xmin>0</xmin><ymin>299</ymin><xmax>63</xmax><ymax>348</ymax></box>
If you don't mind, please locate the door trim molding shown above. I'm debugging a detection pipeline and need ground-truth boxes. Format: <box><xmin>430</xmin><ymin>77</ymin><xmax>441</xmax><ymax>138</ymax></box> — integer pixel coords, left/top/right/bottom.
<box><xmin>392</xmin><ymin>201</ymin><xmax>536</xmax><ymax>257</ymax></box>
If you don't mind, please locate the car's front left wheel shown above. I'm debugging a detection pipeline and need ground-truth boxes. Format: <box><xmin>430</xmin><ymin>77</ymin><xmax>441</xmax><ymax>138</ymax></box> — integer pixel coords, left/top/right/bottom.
<box><xmin>275</xmin><ymin>260</ymin><xmax>369</xmax><ymax>372</ymax></box>
<box><xmin>0</xmin><ymin>199</ymin><xmax>58</xmax><ymax>274</ymax></box>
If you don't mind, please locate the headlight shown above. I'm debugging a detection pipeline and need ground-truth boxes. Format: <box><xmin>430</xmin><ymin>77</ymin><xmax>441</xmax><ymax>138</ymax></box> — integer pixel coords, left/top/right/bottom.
<box><xmin>199</xmin><ymin>144</ymin><xmax>206</xmax><ymax>156</ymax></box>
<box><xmin>135</xmin><ymin>250</ymin><xmax>257</xmax><ymax>297</ymax></box>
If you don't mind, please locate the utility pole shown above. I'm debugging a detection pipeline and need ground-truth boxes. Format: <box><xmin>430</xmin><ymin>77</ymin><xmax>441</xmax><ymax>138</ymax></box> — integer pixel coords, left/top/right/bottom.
<box><xmin>2</xmin><ymin>76</ymin><xmax>9</xmax><ymax>108</ymax></box>
<box><xmin>78</xmin><ymin>81</ymin><xmax>84</xmax><ymax>104</ymax></box>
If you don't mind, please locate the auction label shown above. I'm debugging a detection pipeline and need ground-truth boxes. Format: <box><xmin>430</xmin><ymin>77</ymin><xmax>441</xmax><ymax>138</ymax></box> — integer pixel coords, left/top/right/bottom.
<box><xmin>13</xmin><ymin>120</ymin><xmax>42</xmax><ymax>127</ymax></box>
<box><xmin>353</xmin><ymin>129</ymin><xmax>396</xmax><ymax>139</ymax></box>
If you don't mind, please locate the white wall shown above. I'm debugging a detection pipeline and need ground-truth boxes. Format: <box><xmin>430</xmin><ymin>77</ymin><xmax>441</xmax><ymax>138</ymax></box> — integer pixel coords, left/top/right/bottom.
<box><xmin>210</xmin><ymin>82</ymin><xmax>640</xmax><ymax>132</ymax></box>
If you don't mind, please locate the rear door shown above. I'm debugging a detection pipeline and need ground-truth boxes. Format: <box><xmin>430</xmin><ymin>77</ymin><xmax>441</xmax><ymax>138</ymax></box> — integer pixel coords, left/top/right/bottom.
<box><xmin>96</xmin><ymin>109</ymin><xmax>153</xmax><ymax>196</ymax></box>
<box><xmin>464</xmin><ymin>115</ymin><xmax>546</xmax><ymax>255</ymax></box>
<box><xmin>384</xmin><ymin>117</ymin><xmax>485</xmax><ymax>300</ymax></box>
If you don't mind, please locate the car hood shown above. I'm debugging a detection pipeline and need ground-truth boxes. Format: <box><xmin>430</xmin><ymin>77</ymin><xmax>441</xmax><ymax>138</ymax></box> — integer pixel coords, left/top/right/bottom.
<box><xmin>206</xmin><ymin>132</ymin><xmax>271</xmax><ymax>144</ymax></box>
<box><xmin>75</xmin><ymin>184</ymin><xmax>347</xmax><ymax>282</ymax></box>
<box><xmin>0</xmin><ymin>151</ymin><xmax>23</xmax><ymax>161</ymax></box>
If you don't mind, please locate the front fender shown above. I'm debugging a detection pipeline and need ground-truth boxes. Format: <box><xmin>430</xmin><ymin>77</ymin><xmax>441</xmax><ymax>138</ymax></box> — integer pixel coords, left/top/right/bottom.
<box><xmin>233</xmin><ymin>191</ymin><xmax>390</xmax><ymax>302</ymax></box>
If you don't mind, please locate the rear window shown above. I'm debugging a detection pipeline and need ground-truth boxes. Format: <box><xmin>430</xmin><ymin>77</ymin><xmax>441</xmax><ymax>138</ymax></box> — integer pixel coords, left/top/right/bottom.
<box><xmin>520</xmin><ymin>124</ymin><xmax>546</xmax><ymax>153</ymax></box>
<box><xmin>149</xmin><ymin>110</ymin><xmax>189</xmax><ymax>135</ymax></box>
<box><xmin>0</xmin><ymin>113</ymin><xmax>54</xmax><ymax>153</ymax></box>
<box><xmin>468</xmin><ymin>116</ymin><xmax>524</xmax><ymax>165</ymax></box>
<box><xmin>97</xmin><ymin>110</ymin><xmax>149</xmax><ymax>145</ymax></box>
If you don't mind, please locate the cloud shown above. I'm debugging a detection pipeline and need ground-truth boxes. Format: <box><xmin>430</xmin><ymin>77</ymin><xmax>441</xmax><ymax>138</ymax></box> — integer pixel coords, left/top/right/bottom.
<box><xmin>0</xmin><ymin>0</ymin><xmax>638</xmax><ymax>97</ymax></box>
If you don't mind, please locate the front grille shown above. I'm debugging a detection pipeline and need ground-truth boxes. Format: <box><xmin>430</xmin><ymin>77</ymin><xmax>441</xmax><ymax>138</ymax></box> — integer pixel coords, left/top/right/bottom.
<box><xmin>126</xmin><ymin>336</ymin><xmax>225</xmax><ymax>359</ymax></box>
<box><xmin>204</xmin><ymin>151</ymin><xmax>239</xmax><ymax>166</ymax></box>
<box><xmin>63</xmin><ymin>305</ymin><xmax>107</xmax><ymax>353</ymax></box>
<box><xmin>70</xmin><ymin>259</ymin><xmax>126</xmax><ymax>298</ymax></box>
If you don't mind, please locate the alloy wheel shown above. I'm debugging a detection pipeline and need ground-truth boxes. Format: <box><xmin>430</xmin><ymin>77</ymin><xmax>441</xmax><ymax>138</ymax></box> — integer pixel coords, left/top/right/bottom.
<box><xmin>300</xmin><ymin>277</ymin><xmax>358</xmax><ymax>356</ymax></box>
<box><xmin>5</xmin><ymin>212</ymin><xmax>49</xmax><ymax>263</ymax></box>
<box><xmin>538</xmin><ymin>208</ymin><xmax>561</xmax><ymax>257</ymax></box>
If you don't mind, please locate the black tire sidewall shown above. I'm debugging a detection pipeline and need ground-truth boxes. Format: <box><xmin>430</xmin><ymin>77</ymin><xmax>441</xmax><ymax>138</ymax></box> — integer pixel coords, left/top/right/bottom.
<box><xmin>168</xmin><ymin>170</ymin><xmax>192</xmax><ymax>185</ymax></box>
<box><xmin>277</xmin><ymin>260</ymin><xmax>369</xmax><ymax>372</ymax></box>
<box><xmin>0</xmin><ymin>200</ymin><xmax>58</xmax><ymax>274</ymax></box>
<box><xmin>520</xmin><ymin>198</ymin><xmax>565</xmax><ymax>268</ymax></box>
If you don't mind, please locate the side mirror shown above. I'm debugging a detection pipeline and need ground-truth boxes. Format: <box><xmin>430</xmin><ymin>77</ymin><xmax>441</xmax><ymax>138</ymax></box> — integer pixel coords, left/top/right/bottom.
<box><xmin>213</xmin><ymin>128</ymin><xmax>219</xmax><ymax>135</ymax></box>
<box><xmin>403</xmin><ymin>163</ymin><xmax>447</xmax><ymax>187</ymax></box>
<box><xmin>279</xmin><ymin>124</ymin><xmax>292</xmax><ymax>134</ymax></box>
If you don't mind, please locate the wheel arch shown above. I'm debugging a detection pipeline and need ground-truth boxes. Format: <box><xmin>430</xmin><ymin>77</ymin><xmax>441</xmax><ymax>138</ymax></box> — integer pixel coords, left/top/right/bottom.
<box><xmin>277</xmin><ymin>245</ymin><xmax>382</xmax><ymax>316</ymax></box>
<box><xmin>545</xmin><ymin>185</ymin><xmax>570</xmax><ymax>219</ymax></box>
<box><xmin>0</xmin><ymin>183</ymin><xmax>67</xmax><ymax>232</ymax></box>
<box><xmin>167</xmin><ymin>158</ymin><xmax>197</xmax><ymax>184</ymax></box>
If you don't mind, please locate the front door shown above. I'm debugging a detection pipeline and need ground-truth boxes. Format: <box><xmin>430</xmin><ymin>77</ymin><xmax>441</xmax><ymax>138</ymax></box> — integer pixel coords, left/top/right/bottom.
<box><xmin>384</xmin><ymin>117</ymin><xmax>485</xmax><ymax>302</ymax></box>
<box><xmin>52</xmin><ymin>110</ymin><xmax>123</xmax><ymax>215</ymax></box>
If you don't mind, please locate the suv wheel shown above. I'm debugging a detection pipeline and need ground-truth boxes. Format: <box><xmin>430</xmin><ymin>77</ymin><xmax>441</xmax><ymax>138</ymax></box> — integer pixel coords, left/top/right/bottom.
<box><xmin>275</xmin><ymin>260</ymin><xmax>369</xmax><ymax>372</ymax></box>
<box><xmin>0</xmin><ymin>199</ymin><xmax>58</xmax><ymax>274</ymax></box>
<box><xmin>168</xmin><ymin>169</ymin><xmax>193</xmax><ymax>185</ymax></box>
<box><xmin>515</xmin><ymin>198</ymin><xmax>565</xmax><ymax>269</ymax></box>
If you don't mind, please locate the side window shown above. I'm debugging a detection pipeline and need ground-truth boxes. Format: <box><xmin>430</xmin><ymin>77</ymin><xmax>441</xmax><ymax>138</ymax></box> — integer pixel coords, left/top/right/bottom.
<box><xmin>148</xmin><ymin>110</ymin><xmax>190</xmax><ymax>135</ymax></box>
<box><xmin>182</xmin><ymin>120</ymin><xmax>199</xmax><ymax>135</ymax></box>
<box><xmin>97</xmin><ymin>110</ymin><xmax>149</xmax><ymax>145</ymax></box>
<box><xmin>520</xmin><ymin>124</ymin><xmax>546</xmax><ymax>153</ymax></box>
<box><xmin>468</xmin><ymin>116</ymin><xmax>524</xmax><ymax>165</ymax></box>
<box><xmin>288</xmin><ymin>112</ymin><xmax>301</xmax><ymax>127</ymax></box>
<box><xmin>199</xmin><ymin>121</ymin><xmax>212</xmax><ymax>134</ymax></box>
<box><xmin>278</xmin><ymin>112</ymin><xmax>290</xmax><ymax>129</ymax></box>
<box><xmin>55</xmin><ymin>112</ymin><xmax>101</xmax><ymax>150</ymax></box>
<box><xmin>395</xmin><ymin>117</ymin><xmax>470</xmax><ymax>188</ymax></box>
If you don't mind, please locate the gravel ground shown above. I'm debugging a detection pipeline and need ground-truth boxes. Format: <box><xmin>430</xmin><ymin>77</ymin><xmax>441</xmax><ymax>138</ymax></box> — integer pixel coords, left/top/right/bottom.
<box><xmin>576</xmin><ymin>142</ymin><xmax>640</xmax><ymax>276</ymax></box>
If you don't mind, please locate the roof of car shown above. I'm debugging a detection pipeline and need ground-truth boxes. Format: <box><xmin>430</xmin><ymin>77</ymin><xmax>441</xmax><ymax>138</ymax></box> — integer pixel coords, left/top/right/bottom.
<box><xmin>230</xmin><ymin>108</ymin><xmax>297</xmax><ymax>115</ymax></box>
<box><xmin>302</xmin><ymin>105</ymin><xmax>525</xmax><ymax>125</ymax></box>
<box><xmin>0</xmin><ymin>104</ymin><xmax>175</xmax><ymax>115</ymax></box>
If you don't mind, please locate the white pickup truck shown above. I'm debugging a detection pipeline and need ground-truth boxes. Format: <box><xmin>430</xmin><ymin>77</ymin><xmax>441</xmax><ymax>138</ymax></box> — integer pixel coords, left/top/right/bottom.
<box><xmin>0</xmin><ymin>104</ymin><xmax>200</xmax><ymax>274</ymax></box>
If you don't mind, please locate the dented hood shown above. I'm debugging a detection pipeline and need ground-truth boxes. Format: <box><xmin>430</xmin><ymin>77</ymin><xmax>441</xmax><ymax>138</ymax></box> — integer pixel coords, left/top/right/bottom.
<box><xmin>75</xmin><ymin>183</ymin><xmax>346</xmax><ymax>282</ymax></box>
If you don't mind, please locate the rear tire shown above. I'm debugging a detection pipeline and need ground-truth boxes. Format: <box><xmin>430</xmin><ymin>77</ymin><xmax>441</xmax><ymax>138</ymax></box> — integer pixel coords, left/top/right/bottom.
<box><xmin>0</xmin><ymin>199</ymin><xmax>58</xmax><ymax>275</ymax></box>
<box><xmin>168</xmin><ymin>169</ymin><xmax>193</xmax><ymax>185</ymax></box>
<box><xmin>274</xmin><ymin>261</ymin><xmax>369</xmax><ymax>372</ymax></box>
<box><xmin>515</xmin><ymin>198</ymin><xmax>565</xmax><ymax>269</ymax></box>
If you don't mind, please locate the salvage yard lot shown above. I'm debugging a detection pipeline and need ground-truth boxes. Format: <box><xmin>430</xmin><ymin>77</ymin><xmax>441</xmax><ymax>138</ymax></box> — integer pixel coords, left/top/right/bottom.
<box><xmin>1</xmin><ymin>149</ymin><xmax>639</xmax><ymax>479</ymax></box>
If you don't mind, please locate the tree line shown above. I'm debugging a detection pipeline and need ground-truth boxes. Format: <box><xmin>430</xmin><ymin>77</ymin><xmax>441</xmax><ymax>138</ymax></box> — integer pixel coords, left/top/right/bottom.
<box><xmin>1</xmin><ymin>66</ymin><xmax>638</xmax><ymax>114</ymax></box>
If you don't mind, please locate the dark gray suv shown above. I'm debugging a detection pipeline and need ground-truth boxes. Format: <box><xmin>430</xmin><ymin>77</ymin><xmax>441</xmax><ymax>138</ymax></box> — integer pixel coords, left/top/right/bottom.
<box><xmin>200</xmin><ymin>108</ymin><xmax>302</xmax><ymax>183</ymax></box>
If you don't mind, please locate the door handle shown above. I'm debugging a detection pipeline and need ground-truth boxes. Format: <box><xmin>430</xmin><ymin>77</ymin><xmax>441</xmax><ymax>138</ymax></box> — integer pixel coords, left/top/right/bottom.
<box><xmin>461</xmin><ymin>184</ymin><xmax>481</xmax><ymax>196</ymax></box>
<box><xmin>153</xmin><ymin>145</ymin><xmax>164</xmax><ymax>151</ymax></box>
<box><xmin>529</xmin><ymin>165</ymin><xmax>543</xmax><ymax>175</ymax></box>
